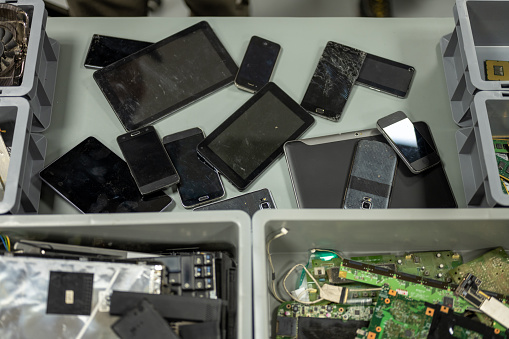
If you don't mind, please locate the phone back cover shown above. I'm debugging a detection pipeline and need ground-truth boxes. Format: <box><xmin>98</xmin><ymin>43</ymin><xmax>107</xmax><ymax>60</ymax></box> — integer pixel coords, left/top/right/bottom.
<box><xmin>344</xmin><ymin>140</ymin><xmax>397</xmax><ymax>209</ymax></box>
<box><xmin>194</xmin><ymin>188</ymin><xmax>275</xmax><ymax>217</ymax></box>
<box><xmin>301</xmin><ymin>41</ymin><xmax>366</xmax><ymax>121</ymax></box>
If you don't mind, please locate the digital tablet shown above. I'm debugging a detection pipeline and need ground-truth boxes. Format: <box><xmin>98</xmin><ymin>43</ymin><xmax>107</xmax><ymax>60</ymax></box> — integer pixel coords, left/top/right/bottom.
<box><xmin>284</xmin><ymin>122</ymin><xmax>457</xmax><ymax>208</ymax></box>
<box><xmin>93</xmin><ymin>21</ymin><xmax>238</xmax><ymax>131</ymax></box>
<box><xmin>40</xmin><ymin>137</ymin><xmax>173</xmax><ymax>213</ymax></box>
<box><xmin>197</xmin><ymin>82</ymin><xmax>314</xmax><ymax>191</ymax></box>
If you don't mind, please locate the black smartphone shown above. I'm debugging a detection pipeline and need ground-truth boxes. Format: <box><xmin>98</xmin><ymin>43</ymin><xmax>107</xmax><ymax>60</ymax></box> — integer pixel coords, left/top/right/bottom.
<box><xmin>117</xmin><ymin>126</ymin><xmax>179</xmax><ymax>195</ymax></box>
<box><xmin>194</xmin><ymin>188</ymin><xmax>275</xmax><ymax>217</ymax></box>
<box><xmin>84</xmin><ymin>34</ymin><xmax>152</xmax><ymax>70</ymax></box>
<box><xmin>343</xmin><ymin>140</ymin><xmax>397</xmax><ymax>209</ymax></box>
<box><xmin>357</xmin><ymin>54</ymin><xmax>415</xmax><ymax>98</ymax></box>
<box><xmin>376</xmin><ymin>111</ymin><xmax>441</xmax><ymax>174</ymax></box>
<box><xmin>163</xmin><ymin>128</ymin><xmax>225</xmax><ymax>209</ymax></box>
<box><xmin>234</xmin><ymin>36</ymin><xmax>281</xmax><ymax>93</ymax></box>
<box><xmin>301</xmin><ymin>41</ymin><xmax>366</xmax><ymax>121</ymax></box>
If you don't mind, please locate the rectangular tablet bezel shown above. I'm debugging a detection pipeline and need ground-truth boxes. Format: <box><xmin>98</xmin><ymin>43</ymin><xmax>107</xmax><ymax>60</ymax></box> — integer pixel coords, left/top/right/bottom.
<box><xmin>93</xmin><ymin>21</ymin><xmax>239</xmax><ymax>131</ymax></box>
<box><xmin>39</xmin><ymin>137</ymin><xmax>173</xmax><ymax>213</ymax></box>
<box><xmin>197</xmin><ymin>82</ymin><xmax>314</xmax><ymax>191</ymax></box>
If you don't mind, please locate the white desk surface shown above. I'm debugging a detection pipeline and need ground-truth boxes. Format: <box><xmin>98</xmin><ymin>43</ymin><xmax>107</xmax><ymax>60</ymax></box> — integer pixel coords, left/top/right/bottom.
<box><xmin>40</xmin><ymin>17</ymin><xmax>461</xmax><ymax>214</ymax></box>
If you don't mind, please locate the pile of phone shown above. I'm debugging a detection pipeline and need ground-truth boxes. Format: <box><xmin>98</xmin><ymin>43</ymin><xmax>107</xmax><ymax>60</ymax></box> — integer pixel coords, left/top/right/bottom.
<box><xmin>44</xmin><ymin>21</ymin><xmax>433</xmax><ymax>215</ymax></box>
<box><xmin>342</xmin><ymin>111</ymin><xmax>442</xmax><ymax>209</ymax></box>
<box><xmin>2</xmin><ymin>239</ymin><xmax>237</xmax><ymax>339</ymax></box>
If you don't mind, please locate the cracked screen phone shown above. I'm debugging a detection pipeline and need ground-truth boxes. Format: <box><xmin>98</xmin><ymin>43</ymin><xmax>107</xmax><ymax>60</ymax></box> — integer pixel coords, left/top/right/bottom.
<box><xmin>301</xmin><ymin>41</ymin><xmax>366</xmax><ymax>122</ymax></box>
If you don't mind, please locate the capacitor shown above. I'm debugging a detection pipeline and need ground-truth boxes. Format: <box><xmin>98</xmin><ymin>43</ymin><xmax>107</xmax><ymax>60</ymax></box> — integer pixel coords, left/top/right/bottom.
<box><xmin>397</xmin><ymin>259</ymin><xmax>402</xmax><ymax>264</ymax></box>
<box><xmin>437</xmin><ymin>273</ymin><xmax>443</xmax><ymax>278</ymax></box>
<box><xmin>436</xmin><ymin>253</ymin><xmax>442</xmax><ymax>258</ymax></box>
<box><xmin>439</xmin><ymin>264</ymin><xmax>444</xmax><ymax>269</ymax></box>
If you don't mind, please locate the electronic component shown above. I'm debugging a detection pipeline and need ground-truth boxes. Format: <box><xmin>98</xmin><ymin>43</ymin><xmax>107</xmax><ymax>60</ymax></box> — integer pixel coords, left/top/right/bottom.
<box><xmin>494</xmin><ymin>139</ymin><xmax>509</xmax><ymax>154</ymax></box>
<box><xmin>110</xmin><ymin>291</ymin><xmax>224</xmax><ymax>323</ymax></box>
<box><xmin>0</xmin><ymin>255</ymin><xmax>163</xmax><ymax>338</ymax></box>
<box><xmin>276</xmin><ymin>302</ymin><xmax>372</xmax><ymax>339</ymax></box>
<box><xmin>364</xmin><ymin>285</ymin><xmax>505</xmax><ymax>339</ymax></box>
<box><xmin>455</xmin><ymin>274</ymin><xmax>509</xmax><ymax>329</ymax></box>
<box><xmin>485</xmin><ymin>60</ymin><xmax>509</xmax><ymax>81</ymax></box>
<box><xmin>365</xmin><ymin>285</ymin><xmax>434</xmax><ymax>339</ymax></box>
<box><xmin>427</xmin><ymin>302</ymin><xmax>504</xmax><ymax>339</ymax></box>
<box><xmin>448</xmin><ymin>247</ymin><xmax>509</xmax><ymax>295</ymax></box>
<box><xmin>179</xmin><ymin>322</ymin><xmax>221</xmax><ymax>339</ymax></box>
<box><xmin>0</xmin><ymin>4</ymin><xmax>29</xmax><ymax>86</ymax></box>
<box><xmin>308</xmin><ymin>257</ymin><xmax>507</xmax><ymax>313</ymax></box>
<box><xmin>111</xmin><ymin>299</ymin><xmax>179</xmax><ymax>339</ymax></box>
<box><xmin>351</xmin><ymin>250</ymin><xmax>462</xmax><ymax>282</ymax></box>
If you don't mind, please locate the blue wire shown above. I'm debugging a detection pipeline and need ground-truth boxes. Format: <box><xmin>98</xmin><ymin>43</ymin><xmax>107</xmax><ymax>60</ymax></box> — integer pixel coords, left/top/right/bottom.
<box><xmin>0</xmin><ymin>235</ymin><xmax>7</xmax><ymax>251</ymax></box>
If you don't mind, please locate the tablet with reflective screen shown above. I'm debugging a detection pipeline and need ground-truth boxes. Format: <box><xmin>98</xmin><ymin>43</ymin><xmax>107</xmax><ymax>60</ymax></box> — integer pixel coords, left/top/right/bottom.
<box><xmin>93</xmin><ymin>21</ymin><xmax>238</xmax><ymax>131</ymax></box>
<box><xmin>198</xmin><ymin>82</ymin><xmax>314</xmax><ymax>190</ymax></box>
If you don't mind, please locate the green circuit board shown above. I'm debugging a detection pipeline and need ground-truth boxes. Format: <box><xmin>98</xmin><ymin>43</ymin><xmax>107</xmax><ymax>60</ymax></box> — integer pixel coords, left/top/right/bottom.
<box><xmin>275</xmin><ymin>302</ymin><xmax>373</xmax><ymax>339</ymax></box>
<box><xmin>351</xmin><ymin>250</ymin><xmax>462</xmax><ymax>282</ymax></box>
<box><xmin>448</xmin><ymin>247</ymin><xmax>509</xmax><ymax>295</ymax></box>
<box><xmin>307</xmin><ymin>257</ymin><xmax>507</xmax><ymax>314</ymax></box>
<box><xmin>493</xmin><ymin>139</ymin><xmax>509</xmax><ymax>154</ymax></box>
<box><xmin>364</xmin><ymin>285</ymin><xmax>433</xmax><ymax>339</ymax></box>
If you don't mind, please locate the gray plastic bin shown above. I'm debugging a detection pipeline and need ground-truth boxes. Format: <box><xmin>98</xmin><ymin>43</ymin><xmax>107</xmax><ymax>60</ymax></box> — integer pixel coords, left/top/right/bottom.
<box><xmin>252</xmin><ymin>209</ymin><xmax>509</xmax><ymax>339</ymax></box>
<box><xmin>0</xmin><ymin>97</ymin><xmax>36</xmax><ymax>214</ymax></box>
<box><xmin>0</xmin><ymin>0</ymin><xmax>60</xmax><ymax>132</ymax></box>
<box><xmin>441</xmin><ymin>0</ymin><xmax>509</xmax><ymax>127</ymax></box>
<box><xmin>456</xmin><ymin>91</ymin><xmax>509</xmax><ymax>207</ymax></box>
<box><xmin>0</xmin><ymin>211</ymin><xmax>252</xmax><ymax>339</ymax></box>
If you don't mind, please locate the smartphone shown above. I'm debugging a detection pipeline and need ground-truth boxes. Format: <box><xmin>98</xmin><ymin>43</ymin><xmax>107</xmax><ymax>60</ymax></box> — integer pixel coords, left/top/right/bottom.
<box><xmin>301</xmin><ymin>41</ymin><xmax>366</xmax><ymax>121</ymax></box>
<box><xmin>117</xmin><ymin>126</ymin><xmax>179</xmax><ymax>195</ymax></box>
<box><xmin>194</xmin><ymin>188</ymin><xmax>275</xmax><ymax>217</ymax></box>
<box><xmin>84</xmin><ymin>34</ymin><xmax>151</xmax><ymax>70</ymax></box>
<box><xmin>357</xmin><ymin>54</ymin><xmax>415</xmax><ymax>98</ymax></box>
<box><xmin>163</xmin><ymin>128</ymin><xmax>225</xmax><ymax>209</ymax></box>
<box><xmin>377</xmin><ymin>111</ymin><xmax>441</xmax><ymax>174</ymax></box>
<box><xmin>343</xmin><ymin>140</ymin><xmax>397</xmax><ymax>209</ymax></box>
<box><xmin>234</xmin><ymin>36</ymin><xmax>281</xmax><ymax>93</ymax></box>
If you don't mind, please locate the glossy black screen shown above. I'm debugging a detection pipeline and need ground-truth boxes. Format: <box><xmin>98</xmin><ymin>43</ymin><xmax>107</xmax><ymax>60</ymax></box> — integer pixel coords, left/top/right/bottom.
<box><xmin>383</xmin><ymin>118</ymin><xmax>435</xmax><ymax>163</ymax></box>
<box><xmin>40</xmin><ymin>137</ymin><xmax>172</xmax><ymax>213</ymax></box>
<box><xmin>164</xmin><ymin>132</ymin><xmax>223</xmax><ymax>206</ymax></box>
<box><xmin>84</xmin><ymin>34</ymin><xmax>152</xmax><ymax>69</ymax></box>
<box><xmin>208</xmin><ymin>91</ymin><xmax>305</xmax><ymax>180</ymax></box>
<box><xmin>357</xmin><ymin>54</ymin><xmax>415</xmax><ymax>97</ymax></box>
<box><xmin>118</xmin><ymin>128</ymin><xmax>177</xmax><ymax>188</ymax></box>
<box><xmin>236</xmin><ymin>36</ymin><xmax>280</xmax><ymax>88</ymax></box>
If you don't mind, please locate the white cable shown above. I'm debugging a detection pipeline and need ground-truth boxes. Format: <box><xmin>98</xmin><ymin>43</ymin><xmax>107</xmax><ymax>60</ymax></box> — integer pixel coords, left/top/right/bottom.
<box><xmin>266</xmin><ymin>227</ymin><xmax>289</xmax><ymax>303</ymax></box>
<box><xmin>283</xmin><ymin>264</ymin><xmax>325</xmax><ymax>305</ymax></box>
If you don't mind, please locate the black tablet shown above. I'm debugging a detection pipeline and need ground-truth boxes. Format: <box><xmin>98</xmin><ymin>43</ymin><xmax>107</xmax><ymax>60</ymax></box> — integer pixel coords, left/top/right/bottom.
<box><xmin>40</xmin><ymin>137</ymin><xmax>173</xmax><ymax>213</ymax></box>
<box><xmin>284</xmin><ymin>122</ymin><xmax>457</xmax><ymax>208</ymax></box>
<box><xmin>93</xmin><ymin>21</ymin><xmax>238</xmax><ymax>131</ymax></box>
<box><xmin>197</xmin><ymin>82</ymin><xmax>314</xmax><ymax>191</ymax></box>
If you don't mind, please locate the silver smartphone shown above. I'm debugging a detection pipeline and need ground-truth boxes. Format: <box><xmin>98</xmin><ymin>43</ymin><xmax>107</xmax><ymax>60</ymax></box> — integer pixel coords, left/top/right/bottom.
<box><xmin>343</xmin><ymin>139</ymin><xmax>397</xmax><ymax>209</ymax></box>
<box><xmin>376</xmin><ymin>111</ymin><xmax>440</xmax><ymax>174</ymax></box>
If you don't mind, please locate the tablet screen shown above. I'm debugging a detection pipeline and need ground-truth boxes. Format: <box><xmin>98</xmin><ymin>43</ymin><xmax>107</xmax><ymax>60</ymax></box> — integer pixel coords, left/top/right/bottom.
<box><xmin>40</xmin><ymin>137</ymin><xmax>172</xmax><ymax>213</ymax></box>
<box><xmin>94</xmin><ymin>21</ymin><xmax>238</xmax><ymax>131</ymax></box>
<box><xmin>209</xmin><ymin>91</ymin><xmax>304</xmax><ymax>179</ymax></box>
<box><xmin>198</xmin><ymin>83</ymin><xmax>314</xmax><ymax>190</ymax></box>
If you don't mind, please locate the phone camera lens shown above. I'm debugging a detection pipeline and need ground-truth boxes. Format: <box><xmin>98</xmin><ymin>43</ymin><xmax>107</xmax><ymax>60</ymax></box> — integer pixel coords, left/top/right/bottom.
<box><xmin>361</xmin><ymin>197</ymin><xmax>372</xmax><ymax>210</ymax></box>
<box><xmin>260</xmin><ymin>202</ymin><xmax>271</xmax><ymax>209</ymax></box>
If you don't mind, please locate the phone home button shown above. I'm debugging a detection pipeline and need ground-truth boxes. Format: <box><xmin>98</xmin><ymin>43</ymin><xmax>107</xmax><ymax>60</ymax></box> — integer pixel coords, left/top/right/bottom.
<box><xmin>198</xmin><ymin>195</ymin><xmax>209</xmax><ymax>202</ymax></box>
